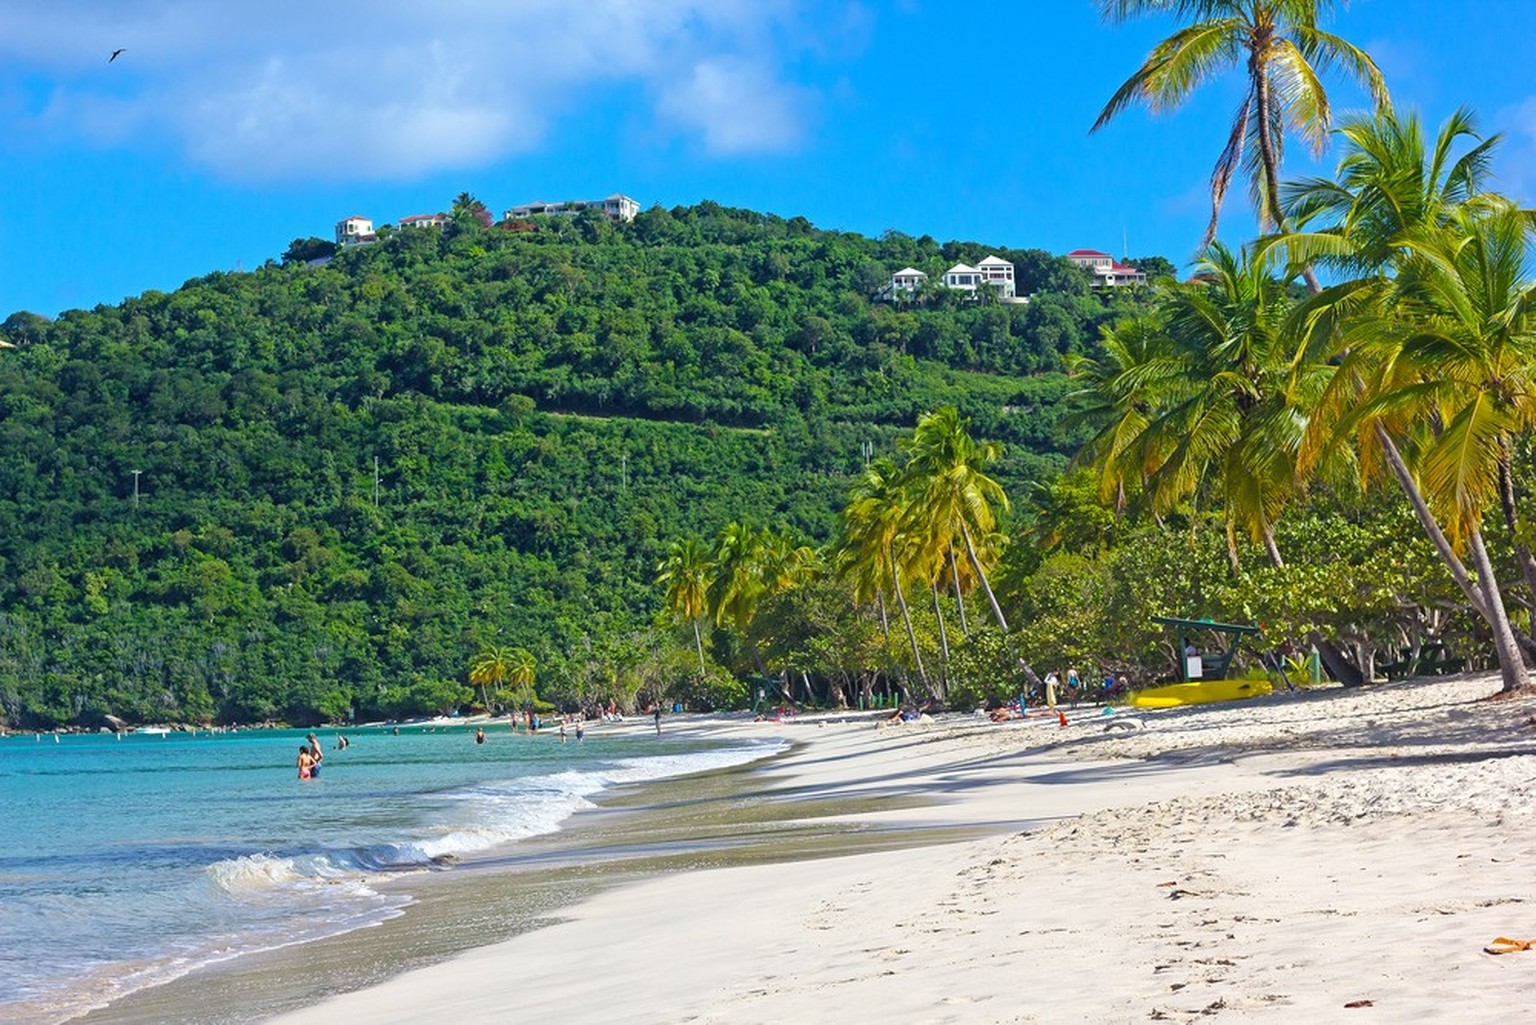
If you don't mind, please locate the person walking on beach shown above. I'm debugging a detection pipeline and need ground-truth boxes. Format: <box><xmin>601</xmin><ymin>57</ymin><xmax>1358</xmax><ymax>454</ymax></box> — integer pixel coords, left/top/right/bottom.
<box><xmin>1044</xmin><ymin>670</ymin><xmax>1059</xmax><ymax>708</ymax></box>
<box><xmin>305</xmin><ymin>734</ymin><xmax>324</xmax><ymax>778</ymax></box>
<box><xmin>652</xmin><ymin>703</ymin><xmax>662</xmax><ymax>736</ymax></box>
<box><xmin>1066</xmin><ymin>667</ymin><xmax>1081</xmax><ymax>709</ymax></box>
<box><xmin>297</xmin><ymin>745</ymin><xmax>315</xmax><ymax>779</ymax></box>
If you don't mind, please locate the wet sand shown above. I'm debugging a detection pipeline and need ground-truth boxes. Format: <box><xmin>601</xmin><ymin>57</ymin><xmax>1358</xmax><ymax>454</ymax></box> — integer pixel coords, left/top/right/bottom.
<box><xmin>78</xmin><ymin>724</ymin><xmax>995</xmax><ymax>1025</ymax></box>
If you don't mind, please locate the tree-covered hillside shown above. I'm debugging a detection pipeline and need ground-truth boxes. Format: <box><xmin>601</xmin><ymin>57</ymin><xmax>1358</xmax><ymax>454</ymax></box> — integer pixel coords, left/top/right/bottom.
<box><xmin>0</xmin><ymin>202</ymin><xmax>1154</xmax><ymax>727</ymax></box>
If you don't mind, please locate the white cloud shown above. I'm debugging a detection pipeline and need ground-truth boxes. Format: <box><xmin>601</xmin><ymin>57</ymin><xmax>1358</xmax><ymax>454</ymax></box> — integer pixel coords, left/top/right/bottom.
<box><xmin>655</xmin><ymin>58</ymin><xmax>809</xmax><ymax>155</ymax></box>
<box><xmin>0</xmin><ymin>0</ymin><xmax>834</xmax><ymax>181</ymax></box>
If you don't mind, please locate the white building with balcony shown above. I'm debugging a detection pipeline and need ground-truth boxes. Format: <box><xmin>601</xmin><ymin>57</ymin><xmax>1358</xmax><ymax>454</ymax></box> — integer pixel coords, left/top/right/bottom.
<box><xmin>399</xmin><ymin>213</ymin><xmax>448</xmax><ymax>229</ymax></box>
<box><xmin>889</xmin><ymin>267</ymin><xmax>928</xmax><ymax>294</ymax></box>
<box><xmin>335</xmin><ymin>216</ymin><xmax>375</xmax><ymax>246</ymax></box>
<box><xmin>1066</xmin><ymin>249</ymin><xmax>1147</xmax><ymax>288</ymax></box>
<box><xmin>943</xmin><ymin>255</ymin><xmax>1020</xmax><ymax>299</ymax></box>
<box><xmin>504</xmin><ymin>193</ymin><xmax>640</xmax><ymax>223</ymax></box>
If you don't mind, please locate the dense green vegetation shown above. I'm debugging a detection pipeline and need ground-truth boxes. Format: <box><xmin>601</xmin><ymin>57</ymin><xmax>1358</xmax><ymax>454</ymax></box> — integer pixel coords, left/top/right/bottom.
<box><xmin>650</xmin><ymin>103</ymin><xmax>1536</xmax><ymax>710</ymax></box>
<box><xmin>0</xmin><ymin>202</ymin><xmax>1152</xmax><ymax>727</ymax></box>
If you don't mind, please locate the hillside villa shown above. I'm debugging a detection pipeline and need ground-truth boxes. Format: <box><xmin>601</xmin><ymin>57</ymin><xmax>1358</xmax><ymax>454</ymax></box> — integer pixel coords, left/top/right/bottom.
<box><xmin>504</xmin><ymin>194</ymin><xmax>640</xmax><ymax>223</ymax></box>
<box><xmin>334</xmin><ymin>216</ymin><xmax>376</xmax><ymax>246</ymax></box>
<box><xmin>883</xmin><ymin>255</ymin><xmax>1025</xmax><ymax>303</ymax></box>
<box><xmin>332</xmin><ymin>193</ymin><xmax>639</xmax><ymax>247</ymax></box>
<box><xmin>1065</xmin><ymin>249</ymin><xmax>1147</xmax><ymax>288</ymax></box>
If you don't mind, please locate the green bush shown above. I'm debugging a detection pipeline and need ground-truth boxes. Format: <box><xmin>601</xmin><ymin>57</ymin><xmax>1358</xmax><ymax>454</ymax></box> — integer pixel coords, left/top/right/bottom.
<box><xmin>945</xmin><ymin>629</ymin><xmax>1028</xmax><ymax>710</ymax></box>
<box><xmin>668</xmin><ymin>671</ymin><xmax>749</xmax><ymax>712</ymax></box>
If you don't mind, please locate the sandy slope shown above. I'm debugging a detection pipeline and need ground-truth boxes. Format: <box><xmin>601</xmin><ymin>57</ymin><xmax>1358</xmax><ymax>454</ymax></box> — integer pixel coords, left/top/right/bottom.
<box><xmin>265</xmin><ymin>675</ymin><xmax>1536</xmax><ymax>1024</ymax></box>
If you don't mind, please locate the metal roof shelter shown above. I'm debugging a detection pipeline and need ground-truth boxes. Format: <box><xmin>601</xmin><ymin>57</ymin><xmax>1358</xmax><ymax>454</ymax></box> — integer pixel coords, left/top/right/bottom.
<box><xmin>1152</xmin><ymin>615</ymin><xmax>1261</xmax><ymax>682</ymax></box>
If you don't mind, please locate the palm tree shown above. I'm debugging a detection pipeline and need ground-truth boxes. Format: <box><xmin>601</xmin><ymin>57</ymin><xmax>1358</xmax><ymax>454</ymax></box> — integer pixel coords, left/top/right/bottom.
<box><xmin>842</xmin><ymin>458</ymin><xmax>931</xmax><ymax>696</ymax></box>
<box><xmin>1301</xmin><ymin>202</ymin><xmax>1536</xmax><ymax>693</ymax></box>
<box><xmin>468</xmin><ymin>645</ymin><xmax>513</xmax><ymax>713</ymax></box>
<box><xmin>506</xmin><ymin>648</ymin><xmax>536</xmax><ymax>704</ymax></box>
<box><xmin>451</xmin><ymin>191</ymin><xmax>492</xmax><ymax>228</ymax></box>
<box><xmin>1075</xmin><ymin>244</ymin><xmax>1315</xmax><ymax>572</ymax></box>
<box><xmin>1280</xmin><ymin>109</ymin><xmax>1536</xmax><ymax>692</ymax></box>
<box><xmin>1278</xmin><ymin>107</ymin><xmax>1502</xmax><ymax>275</ymax></box>
<box><xmin>656</xmin><ymin>538</ymin><xmax>714</xmax><ymax>675</ymax></box>
<box><xmin>1068</xmin><ymin>311</ymin><xmax>1178</xmax><ymax>517</ymax></box>
<box><xmin>1093</xmin><ymin>0</ymin><xmax>1389</xmax><ymax>247</ymax></box>
<box><xmin>901</xmin><ymin>407</ymin><xmax>1012</xmax><ymax>632</ymax></box>
<box><xmin>708</xmin><ymin>521</ymin><xmax>770</xmax><ymax>675</ymax></box>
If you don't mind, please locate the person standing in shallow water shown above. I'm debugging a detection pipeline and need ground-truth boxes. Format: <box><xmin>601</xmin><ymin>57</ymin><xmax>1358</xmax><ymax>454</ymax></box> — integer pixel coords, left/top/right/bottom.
<box><xmin>297</xmin><ymin>745</ymin><xmax>315</xmax><ymax>779</ymax></box>
<box><xmin>305</xmin><ymin>734</ymin><xmax>324</xmax><ymax>778</ymax></box>
<box><xmin>474</xmin><ymin>727</ymin><xmax>485</xmax><ymax>744</ymax></box>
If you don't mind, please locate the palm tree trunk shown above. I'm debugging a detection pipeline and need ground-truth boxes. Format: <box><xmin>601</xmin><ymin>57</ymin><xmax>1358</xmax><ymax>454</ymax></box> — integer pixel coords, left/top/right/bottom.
<box><xmin>948</xmin><ymin>548</ymin><xmax>970</xmax><ymax>637</ymax></box>
<box><xmin>889</xmin><ymin>543</ymin><xmax>930</xmax><ymax>695</ymax></box>
<box><xmin>1261</xmin><ymin>521</ymin><xmax>1284</xmax><ymax>569</ymax></box>
<box><xmin>1378</xmin><ymin>425</ymin><xmax>1536</xmax><ymax>666</ymax></box>
<box><xmin>1251</xmin><ymin>57</ymin><xmax>1323</xmax><ymax>293</ymax></box>
<box><xmin>691</xmin><ymin>618</ymin><xmax>707</xmax><ymax>677</ymax></box>
<box><xmin>1496</xmin><ymin>449</ymin><xmax>1536</xmax><ymax>646</ymax></box>
<box><xmin>1252</xmin><ymin>62</ymin><xmax>1285</xmax><ymax>236</ymax></box>
<box><xmin>960</xmin><ymin>521</ymin><xmax>1009</xmax><ymax>633</ymax></box>
<box><xmin>930</xmin><ymin>582</ymin><xmax>950</xmax><ymax>700</ymax></box>
<box><xmin>1376</xmin><ymin>425</ymin><xmax>1489</xmax><ymax>616</ymax></box>
<box><xmin>876</xmin><ymin>589</ymin><xmax>890</xmax><ymax>638</ymax></box>
<box><xmin>1225</xmin><ymin>518</ymin><xmax>1243</xmax><ymax>576</ymax></box>
<box><xmin>1467</xmin><ymin>529</ymin><xmax>1531</xmax><ymax>694</ymax></box>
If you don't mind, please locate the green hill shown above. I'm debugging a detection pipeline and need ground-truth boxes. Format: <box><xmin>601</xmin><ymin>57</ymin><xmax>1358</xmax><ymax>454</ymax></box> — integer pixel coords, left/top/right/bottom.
<box><xmin>0</xmin><ymin>201</ymin><xmax>1155</xmax><ymax>727</ymax></box>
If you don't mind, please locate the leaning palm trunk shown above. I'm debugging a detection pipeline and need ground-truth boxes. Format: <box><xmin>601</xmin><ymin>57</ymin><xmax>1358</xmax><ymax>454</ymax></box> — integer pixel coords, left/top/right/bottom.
<box><xmin>1375</xmin><ymin>427</ymin><xmax>1488</xmax><ymax>615</ymax></box>
<box><xmin>1496</xmin><ymin>452</ymin><xmax>1536</xmax><ymax>647</ymax></box>
<box><xmin>948</xmin><ymin>548</ymin><xmax>970</xmax><ymax>636</ymax></box>
<box><xmin>691</xmin><ymin>619</ymin><xmax>707</xmax><ymax>677</ymax></box>
<box><xmin>1261</xmin><ymin>522</ymin><xmax>1284</xmax><ymax>569</ymax></box>
<box><xmin>1376</xmin><ymin>426</ymin><xmax>1534</xmax><ymax>686</ymax></box>
<box><xmin>960</xmin><ymin>522</ymin><xmax>1009</xmax><ymax>633</ymax></box>
<box><xmin>930</xmin><ymin>583</ymin><xmax>950</xmax><ymax>700</ymax></box>
<box><xmin>1468</xmin><ymin>529</ymin><xmax>1530</xmax><ymax>693</ymax></box>
<box><xmin>889</xmin><ymin>543</ymin><xmax>929</xmax><ymax>695</ymax></box>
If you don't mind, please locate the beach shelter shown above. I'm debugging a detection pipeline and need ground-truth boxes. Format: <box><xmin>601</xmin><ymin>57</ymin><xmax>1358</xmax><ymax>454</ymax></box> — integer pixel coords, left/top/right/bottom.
<box><xmin>1152</xmin><ymin>615</ymin><xmax>1260</xmax><ymax>681</ymax></box>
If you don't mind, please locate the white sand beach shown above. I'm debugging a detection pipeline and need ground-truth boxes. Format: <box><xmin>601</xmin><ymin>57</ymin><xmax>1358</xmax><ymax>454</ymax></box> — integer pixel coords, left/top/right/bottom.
<box><xmin>267</xmin><ymin>675</ymin><xmax>1536</xmax><ymax>1024</ymax></box>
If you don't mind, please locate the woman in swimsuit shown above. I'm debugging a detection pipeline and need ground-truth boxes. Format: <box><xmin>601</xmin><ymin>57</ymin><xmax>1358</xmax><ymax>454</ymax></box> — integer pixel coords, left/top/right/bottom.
<box><xmin>297</xmin><ymin>746</ymin><xmax>315</xmax><ymax>779</ymax></box>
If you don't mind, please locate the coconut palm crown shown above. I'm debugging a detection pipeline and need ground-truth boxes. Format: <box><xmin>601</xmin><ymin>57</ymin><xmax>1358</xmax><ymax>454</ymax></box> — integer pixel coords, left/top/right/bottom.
<box><xmin>1093</xmin><ymin>0</ymin><xmax>1389</xmax><ymax>246</ymax></box>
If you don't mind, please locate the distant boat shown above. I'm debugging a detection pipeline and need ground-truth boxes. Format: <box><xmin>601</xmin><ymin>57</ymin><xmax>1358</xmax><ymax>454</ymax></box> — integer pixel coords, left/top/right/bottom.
<box><xmin>138</xmin><ymin>727</ymin><xmax>172</xmax><ymax>736</ymax></box>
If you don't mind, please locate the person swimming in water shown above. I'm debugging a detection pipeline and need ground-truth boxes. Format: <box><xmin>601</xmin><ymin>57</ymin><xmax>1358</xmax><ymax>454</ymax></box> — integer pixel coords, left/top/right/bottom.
<box><xmin>474</xmin><ymin>727</ymin><xmax>486</xmax><ymax>744</ymax></box>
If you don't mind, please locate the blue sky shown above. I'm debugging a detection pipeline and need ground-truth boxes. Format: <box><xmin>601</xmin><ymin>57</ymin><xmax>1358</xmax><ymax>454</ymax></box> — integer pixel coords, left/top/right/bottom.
<box><xmin>3</xmin><ymin>0</ymin><xmax>1535</xmax><ymax>318</ymax></box>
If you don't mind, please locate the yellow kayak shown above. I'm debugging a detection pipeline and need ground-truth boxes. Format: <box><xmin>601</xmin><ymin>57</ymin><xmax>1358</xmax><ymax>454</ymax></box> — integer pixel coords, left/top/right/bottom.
<box><xmin>1128</xmin><ymin>678</ymin><xmax>1273</xmax><ymax>708</ymax></box>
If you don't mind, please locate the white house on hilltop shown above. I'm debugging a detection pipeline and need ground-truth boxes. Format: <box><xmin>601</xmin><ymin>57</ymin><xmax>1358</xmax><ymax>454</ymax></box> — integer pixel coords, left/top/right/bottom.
<box><xmin>943</xmin><ymin>255</ymin><xmax>1018</xmax><ymax>299</ymax></box>
<box><xmin>335</xmin><ymin>216</ymin><xmax>375</xmax><ymax>246</ymax></box>
<box><xmin>889</xmin><ymin>267</ymin><xmax>928</xmax><ymax>294</ymax></box>
<box><xmin>1066</xmin><ymin>249</ymin><xmax>1147</xmax><ymax>288</ymax></box>
<box><xmin>881</xmin><ymin>255</ymin><xmax>1024</xmax><ymax>303</ymax></box>
<box><xmin>399</xmin><ymin>213</ymin><xmax>448</xmax><ymax>229</ymax></box>
<box><xmin>504</xmin><ymin>193</ymin><xmax>640</xmax><ymax>223</ymax></box>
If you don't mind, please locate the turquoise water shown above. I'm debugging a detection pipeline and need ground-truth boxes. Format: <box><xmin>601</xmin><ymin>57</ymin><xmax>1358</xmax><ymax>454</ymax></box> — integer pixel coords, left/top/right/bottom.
<box><xmin>0</xmin><ymin>723</ymin><xmax>777</xmax><ymax>1024</ymax></box>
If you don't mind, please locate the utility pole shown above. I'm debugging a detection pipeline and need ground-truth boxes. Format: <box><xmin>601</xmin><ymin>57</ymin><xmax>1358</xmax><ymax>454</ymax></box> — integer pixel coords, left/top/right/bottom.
<box><xmin>621</xmin><ymin>454</ymin><xmax>628</xmax><ymax>492</ymax></box>
<box><xmin>131</xmin><ymin>469</ymin><xmax>141</xmax><ymax>508</ymax></box>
